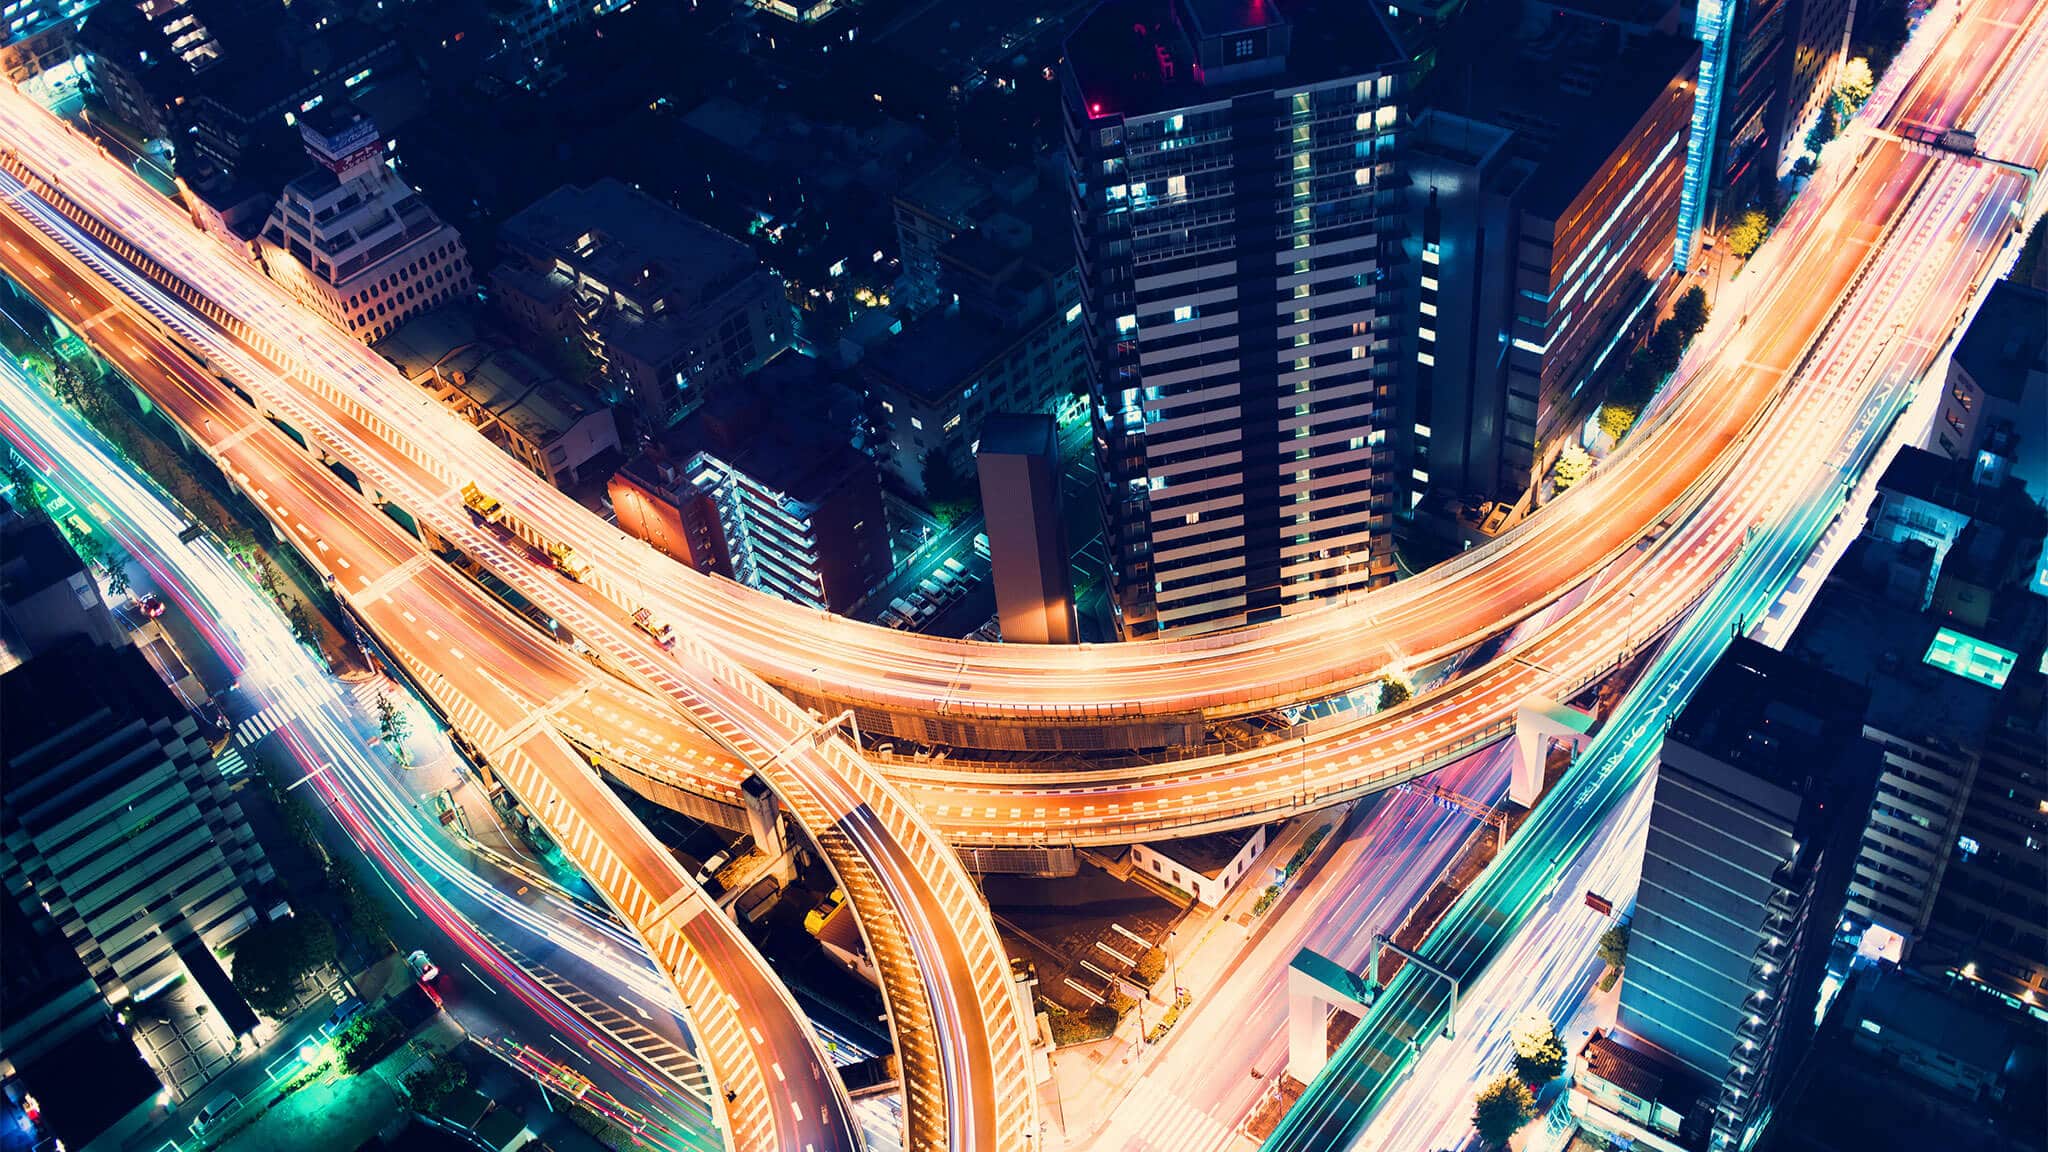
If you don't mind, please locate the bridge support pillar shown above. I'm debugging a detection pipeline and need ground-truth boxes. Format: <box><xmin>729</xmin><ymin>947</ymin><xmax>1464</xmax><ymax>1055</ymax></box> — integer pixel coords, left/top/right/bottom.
<box><xmin>1513</xmin><ymin>696</ymin><xmax>1596</xmax><ymax>807</ymax></box>
<box><xmin>741</xmin><ymin>774</ymin><xmax>794</xmax><ymax>884</ymax></box>
<box><xmin>1286</xmin><ymin>949</ymin><xmax>1373</xmax><ymax>1083</ymax></box>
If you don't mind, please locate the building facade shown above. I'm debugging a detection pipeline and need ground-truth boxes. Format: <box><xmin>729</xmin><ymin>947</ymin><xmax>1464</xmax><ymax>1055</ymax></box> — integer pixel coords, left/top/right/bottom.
<box><xmin>0</xmin><ymin>640</ymin><xmax>274</xmax><ymax>1005</ymax></box>
<box><xmin>1615</xmin><ymin>639</ymin><xmax>1874</xmax><ymax>1151</ymax></box>
<box><xmin>977</xmin><ymin>413</ymin><xmax>1077</xmax><ymax>644</ymax></box>
<box><xmin>257</xmin><ymin>107</ymin><xmax>472</xmax><ymax>345</ymax></box>
<box><xmin>1063</xmin><ymin>0</ymin><xmax>1410</xmax><ymax>636</ymax></box>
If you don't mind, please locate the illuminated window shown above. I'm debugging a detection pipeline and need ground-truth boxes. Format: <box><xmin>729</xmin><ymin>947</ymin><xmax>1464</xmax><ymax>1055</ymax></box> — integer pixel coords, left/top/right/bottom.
<box><xmin>1420</xmin><ymin>275</ymin><xmax>1438</xmax><ymax>291</ymax></box>
<box><xmin>1294</xmin><ymin>283</ymin><xmax>1311</xmax><ymax>299</ymax></box>
<box><xmin>1293</xmin><ymin>153</ymin><xmax>1312</xmax><ymax>173</ymax></box>
<box><xmin>1417</xmin><ymin>351</ymin><xmax>1435</xmax><ymax>366</ymax></box>
<box><xmin>1117</xmin><ymin>314</ymin><xmax>1138</xmax><ymax>335</ymax></box>
<box><xmin>1418</xmin><ymin>327</ymin><xmax>1436</xmax><ymax>343</ymax></box>
<box><xmin>1419</xmin><ymin>301</ymin><xmax>1437</xmax><ymax>317</ymax></box>
<box><xmin>1354</xmin><ymin>167</ymin><xmax>1371</xmax><ymax>186</ymax></box>
<box><xmin>1173</xmin><ymin>305</ymin><xmax>1193</xmax><ymax>322</ymax></box>
<box><xmin>1422</xmin><ymin>247</ymin><xmax>1440</xmax><ymax>265</ymax></box>
<box><xmin>1168</xmin><ymin>173</ymin><xmax>1187</xmax><ymax>198</ymax></box>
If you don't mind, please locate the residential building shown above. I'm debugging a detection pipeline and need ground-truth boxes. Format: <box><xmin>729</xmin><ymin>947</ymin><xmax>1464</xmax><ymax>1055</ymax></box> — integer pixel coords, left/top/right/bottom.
<box><xmin>1063</xmin><ymin>0</ymin><xmax>1411</xmax><ymax>636</ymax></box>
<box><xmin>608</xmin><ymin>358</ymin><xmax>888</xmax><ymax>613</ymax></box>
<box><xmin>1787</xmin><ymin>560</ymin><xmax>2000</xmax><ymax>957</ymax></box>
<box><xmin>1404</xmin><ymin>11</ymin><xmax>1698</xmax><ymax>522</ymax></box>
<box><xmin>860</xmin><ymin>213</ymin><xmax>1086</xmax><ymax>497</ymax></box>
<box><xmin>1931</xmin><ymin>279</ymin><xmax>2048</xmax><ymax>495</ymax></box>
<box><xmin>1572</xmin><ymin>1027</ymin><xmax>1714</xmax><ymax>1152</ymax></box>
<box><xmin>0</xmin><ymin>638</ymin><xmax>274</xmax><ymax>1005</ymax></box>
<box><xmin>1611</xmin><ymin>638</ymin><xmax>1877</xmax><ymax>1151</ymax></box>
<box><xmin>0</xmin><ymin>508</ymin><xmax>125</xmax><ymax>670</ymax></box>
<box><xmin>257</xmin><ymin>105</ymin><xmax>472</xmax><ymax>345</ymax></box>
<box><xmin>1</xmin><ymin>0</ymin><xmax>90</xmax><ymax>99</ymax></box>
<box><xmin>378</xmin><ymin>310</ymin><xmax>619</xmax><ymax>488</ymax></box>
<box><xmin>977</xmin><ymin>413</ymin><xmax>1076</xmax><ymax>644</ymax></box>
<box><xmin>494</xmin><ymin>179</ymin><xmax>792</xmax><ymax>429</ymax></box>
<box><xmin>1758</xmin><ymin>968</ymin><xmax>2042</xmax><ymax>1152</ymax></box>
<box><xmin>1131</xmin><ymin>825</ymin><xmax>1270</xmax><ymax>908</ymax></box>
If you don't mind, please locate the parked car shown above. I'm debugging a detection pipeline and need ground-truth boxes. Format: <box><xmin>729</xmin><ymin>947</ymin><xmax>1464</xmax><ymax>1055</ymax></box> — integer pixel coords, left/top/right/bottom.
<box><xmin>407</xmin><ymin>949</ymin><xmax>440</xmax><ymax>983</ymax></box>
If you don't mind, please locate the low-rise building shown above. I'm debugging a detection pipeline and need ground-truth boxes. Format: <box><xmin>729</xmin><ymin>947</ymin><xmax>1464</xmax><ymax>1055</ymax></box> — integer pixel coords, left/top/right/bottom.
<box><xmin>257</xmin><ymin>106</ymin><xmax>472</xmax><ymax>345</ymax></box>
<box><xmin>0</xmin><ymin>507</ymin><xmax>124</xmax><ymax>669</ymax></box>
<box><xmin>494</xmin><ymin>179</ymin><xmax>793</xmax><ymax>430</ymax></box>
<box><xmin>1131</xmin><ymin>825</ymin><xmax>1270</xmax><ymax>908</ymax></box>
<box><xmin>1571</xmin><ymin>1028</ymin><xmax>1713</xmax><ymax>1152</ymax></box>
<box><xmin>379</xmin><ymin>311</ymin><xmax>619</xmax><ymax>489</ymax></box>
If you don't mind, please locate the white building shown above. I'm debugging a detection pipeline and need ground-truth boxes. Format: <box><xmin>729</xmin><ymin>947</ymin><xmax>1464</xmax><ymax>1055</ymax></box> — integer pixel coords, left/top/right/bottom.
<box><xmin>1131</xmin><ymin>825</ymin><xmax>1270</xmax><ymax>908</ymax></box>
<box><xmin>257</xmin><ymin>105</ymin><xmax>472</xmax><ymax>345</ymax></box>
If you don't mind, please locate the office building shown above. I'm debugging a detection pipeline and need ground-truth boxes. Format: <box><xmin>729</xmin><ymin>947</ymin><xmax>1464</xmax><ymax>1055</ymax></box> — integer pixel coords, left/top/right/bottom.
<box><xmin>1063</xmin><ymin>0</ymin><xmax>1411</xmax><ymax>636</ymax></box>
<box><xmin>258</xmin><ymin>106</ymin><xmax>472</xmax><ymax>345</ymax></box>
<box><xmin>0</xmin><ymin>638</ymin><xmax>274</xmax><ymax>1005</ymax></box>
<box><xmin>1405</xmin><ymin>11</ymin><xmax>1698</xmax><ymax>520</ymax></box>
<box><xmin>977</xmin><ymin>414</ymin><xmax>1077</xmax><ymax>644</ymax></box>
<box><xmin>0</xmin><ymin>507</ymin><xmax>125</xmax><ymax>670</ymax></box>
<box><xmin>609</xmin><ymin>358</ymin><xmax>888</xmax><ymax>613</ymax></box>
<box><xmin>1930</xmin><ymin>279</ymin><xmax>2048</xmax><ymax>495</ymax></box>
<box><xmin>494</xmin><ymin>179</ymin><xmax>793</xmax><ymax>429</ymax></box>
<box><xmin>1607</xmin><ymin>639</ymin><xmax>1876</xmax><ymax>1151</ymax></box>
<box><xmin>379</xmin><ymin>310</ymin><xmax>620</xmax><ymax>489</ymax></box>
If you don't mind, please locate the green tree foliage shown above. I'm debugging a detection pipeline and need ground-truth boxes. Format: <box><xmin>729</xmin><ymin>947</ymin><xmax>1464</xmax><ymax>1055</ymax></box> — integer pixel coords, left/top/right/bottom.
<box><xmin>1598</xmin><ymin>924</ymin><xmax>1631</xmax><ymax>970</ymax></box>
<box><xmin>1376</xmin><ymin>677</ymin><xmax>1412</xmax><ymax>709</ymax></box>
<box><xmin>1474</xmin><ymin>1074</ymin><xmax>1538</xmax><ymax>1148</ymax></box>
<box><xmin>1598</xmin><ymin>404</ymin><xmax>1638</xmax><ymax>444</ymax></box>
<box><xmin>1725</xmin><ymin>208</ymin><xmax>1772</xmax><ymax>259</ymax></box>
<box><xmin>404</xmin><ymin>1056</ymin><xmax>470</xmax><ymax>1111</ymax></box>
<box><xmin>1668</xmin><ymin>286</ymin><xmax>1711</xmax><ymax>342</ymax></box>
<box><xmin>921</xmin><ymin>450</ymin><xmax>981</xmax><ymax>528</ymax></box>
<box><xmin>1837</xmin><ymin>57</ymin><xmax>1876</xmax><ymax>112</ymax></box>
<box><xmin>106</xmin><ymin>564</ymin><xmax>132</xmax><ymax>598</ymax></box>
<box><xmin>1511</xmin><ymin>1012</ymin><xmax>1569</xmax><ymax>1084</ymax></box>
<box><xmin>229</xmin><ymin>914</ymin><xmax>338</xmax><ymax>1018</ymax></box>
<box><xmin>375</xmin><ymin>694</ymin><xmax>413</xmax><ymax>766</ymax></box>
<box><xmin>1553</xmin><ymin>443</ymin><xmax>1593</xmax><ymax>492</ymax></box>
<box><xmin>1806</xmin><ymin>109</ymin><xmax>1839</xmax><ymax>155</ymax></box>
<box><xmin>334</xmin><ymin>1010</ymin><xmax>405</xmax><ymax>1072</ymax></box>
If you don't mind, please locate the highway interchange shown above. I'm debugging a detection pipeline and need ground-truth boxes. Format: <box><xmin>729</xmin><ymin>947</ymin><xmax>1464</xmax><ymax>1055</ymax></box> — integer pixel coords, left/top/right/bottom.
<box><xmin>1</xmin><ymin>0</ymin><xmax>2044</xmax><ymax>1143</ymax></box>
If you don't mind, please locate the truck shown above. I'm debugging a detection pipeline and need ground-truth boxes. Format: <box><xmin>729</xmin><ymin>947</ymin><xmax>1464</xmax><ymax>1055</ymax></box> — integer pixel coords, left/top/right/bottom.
<box><xmin>633</xmin><ymin>608</ymin><xmax>675</xmax><ymax>649</ymax></box>
<box><xmin>545</xmin><ymin>542</ymin><xmax>591</xmax><ymax>582</ymax></box>
<box><xmin>460</xmin><ymin>482</ymin><xmax>504</xmax><ymax>524</ymax></box>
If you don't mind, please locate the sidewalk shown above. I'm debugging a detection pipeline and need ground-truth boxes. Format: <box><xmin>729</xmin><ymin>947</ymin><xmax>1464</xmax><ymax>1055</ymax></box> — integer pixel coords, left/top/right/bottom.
<box><xmin>1037</xmin><ymin>807</ymin><xmax>1354</xmax><ymax>1150</ymax></box>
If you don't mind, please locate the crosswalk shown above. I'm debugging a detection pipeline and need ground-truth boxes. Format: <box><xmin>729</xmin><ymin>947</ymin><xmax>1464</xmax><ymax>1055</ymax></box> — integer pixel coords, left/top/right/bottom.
<box><xmin>212</xmin><ymin>745</ymin><xmax>250</xmax><ymax>777</ymax></box>
<box><xmin>234</xmin><ymin>701</ymin><xmax>296</xmax><ymax>747</ymax></box>
<box><xmin>1099</xmin><ymin>1080</ymin><xmax>1242</xmax><ymax>1152</ymax></box>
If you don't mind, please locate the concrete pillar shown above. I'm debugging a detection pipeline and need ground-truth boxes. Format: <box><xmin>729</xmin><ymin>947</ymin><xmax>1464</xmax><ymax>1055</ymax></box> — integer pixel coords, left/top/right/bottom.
<box><xmin>741</xmin><ymin>775</ymin><xmax>794</xmax><ymax>884</ymax></box>
<box><xmin>1512</xmin><ymin>696</ymin><xmax>1596</xmax><ymax>807</ymax></box>
<box><xmin>1286</xmin><ymin>949</ymin><xmax>1373</xmax><ymax>1082</ymax></box>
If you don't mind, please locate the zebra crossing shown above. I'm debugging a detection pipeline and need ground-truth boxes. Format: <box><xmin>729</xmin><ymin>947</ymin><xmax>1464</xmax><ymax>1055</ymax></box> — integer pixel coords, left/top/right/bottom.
<box><xmin>233</xmin><ymin>701</ymin><xmax>296</xmax><ymax>747</ymax></box>
<box><xmin>212</xmin><ymin>745</ymin><xmax>250</xmax><ymax>777</ymax></box>
<box><xmin>1099</xmin><ymin>1079</ymin><xmax>1242</xmax><ymax>1152</ymax></box>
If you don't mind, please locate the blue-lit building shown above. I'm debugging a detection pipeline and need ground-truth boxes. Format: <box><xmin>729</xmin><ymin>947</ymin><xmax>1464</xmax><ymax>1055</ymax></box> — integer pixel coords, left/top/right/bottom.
<box><xmin>1602</xmin><ymin>639</ymin><xmax>1878</xmax><ymax>1151</ymax></box>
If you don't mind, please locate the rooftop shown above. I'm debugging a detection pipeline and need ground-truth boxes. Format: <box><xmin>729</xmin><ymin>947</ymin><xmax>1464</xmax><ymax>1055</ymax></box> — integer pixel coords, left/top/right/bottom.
<box><xmin>978</xmin><ymin>412</ymin><xmax>1059</xmax><ymax>460</ymax></box>
<box><xmin>1790</xmin><ymin>568</ymin><xmax>2000</xmax><ymax>749</ymax></box>
<box><xmin>11</xmin><ymin>1017</ymin><xmax>160</xmax><ymax>1150</ymax></box>
<box><xmin>1066</xmin><ymin>0</ymin><xmax>1403</xmax><ymax>122</ymax></box>
<box><xmin>1142</xmin><ymin>824</ymin><xmax>1266</xmax><ymax>878</ymax></box>
<box><xmin>1432</xmin><ymin>2</ymin><xmax>1700</xmax><ymax>216</ymax></box>
<box><xmin>1581</xmin><ymin>1029</ymin><xmax>1705</xmax><ymax>1118</ymax></box>
<box><xmin>1666</xmin><ymin>637</ymin><xmax>1869</xmax><ymax>799</ymax></box>
<box><xmin>0</xmin><ymin>640</ymin><xmax>182</xmax><ymax>810</ymax></box>
<box><xmin>1954</xmin><ymin>279</ymin><xmax>2048</xmax><ymax>404</ymax></box>
<box><xmin>637</xmin><ymin>354</ymin><xmax>869</xmax><ymax>507</ymax></box>
<box><xmin>1845</xmin><ymin>968</ymin><xmax>2021</xmax><ymax>1074</ymax></box>
<box><xmin>0</xmin><ymin>515</ymin><xmax>84</xmax><ymax>607</ymax></box>
<box><xmin>499</xmin><ymin>179</ymin><xmax>760</xmax><ymax>310</ymax></box>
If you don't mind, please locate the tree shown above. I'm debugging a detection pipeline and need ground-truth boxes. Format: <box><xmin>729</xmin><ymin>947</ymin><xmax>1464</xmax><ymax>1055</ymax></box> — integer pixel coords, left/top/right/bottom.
<box><xmin>1647</xmin><ymin>320</ymin><xmax>1686</xmax><ymax>376</ymax></box>
<box><xmin>1806</xmin><ymin>109</ymin><xmax>1838</xmax><ymax>156</ymax></box>
<box><xmin>1553</xmin><ymin>444</ymin><xmax>1593</xmax><ymax>492</ymax></box>
<box><xmin>229</xmin><ymin>914</ymin><xmax>338</xmax><ymax>1018</ymax></box>
<box><xmin>1598</xmin><ymin>924</ymin><xmax>1631</xmax><ymax>971</ymax></box>
<box><xmin>1668</xmin><ymin>285</ymin><xmax>1711</xmax><ymax>343</ymax></box>
<box><xmin>1725</xmin><ymin>208</ymin><xmax>1771</xmax><ymax>259</ymax></box>
<box><xmin>1473</xmin><ymin>1074</ymin><xmax>1538</xmax><ymax>1149</ymax></box>
<box><xmin>1597</xmin><ymin>404</ymin><xmax>1637</xmax><ymax>444</ymax></box>
<box><xmin>375</xmin><ymin>693</ymin><xmax>412</xmax><ymax>766</ymax></box>
<box><xmin>404</xmin><ymin>1056</ymin><xmax>470</xmax><ymax>1111</ymax></box>
<box><xmin>1837</xmin><ymin>56</ymin><xmax>1876</xmax><ymax>111</ymax></box>
<box><xmin>334</xmin><ymin>1010</ymin><xmax>404</xmax><ymax>1072</ymax></box>
<box><xmin>1511</xmin><ymin>1012</ymin><xmax>1569</xmax><ymax>1084</ymax></box>
<box><xmin>1376</xmin><ymin>676</ymin><xmax>1412</xmax><ymax>710</ymax></box>
<box><xmin>921</xmin><ymin>450</ymin><xmax>981</xmax><ymax>528</ymax></box>
<box><xmin>106</xmin><ymin>563</ymin><xmax>132</xmax><ymax>598</ymax></box>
